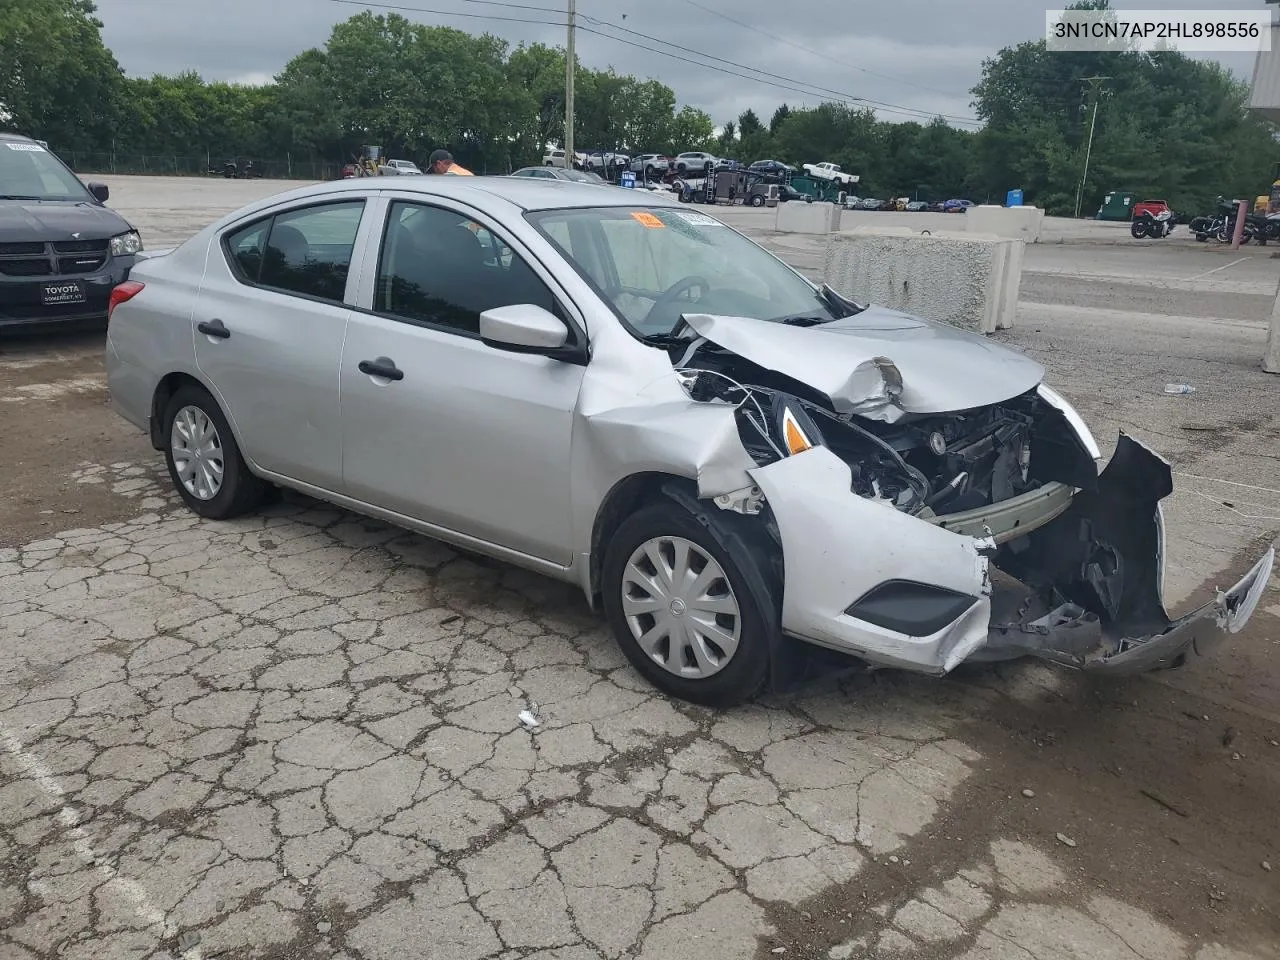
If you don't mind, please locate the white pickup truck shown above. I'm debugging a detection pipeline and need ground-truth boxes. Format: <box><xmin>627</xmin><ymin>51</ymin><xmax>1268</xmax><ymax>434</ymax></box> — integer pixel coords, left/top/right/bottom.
<box><xmin>801</xmin><ymin>161</ymin><xmax>859</xmax><ymax>186</ymax></box>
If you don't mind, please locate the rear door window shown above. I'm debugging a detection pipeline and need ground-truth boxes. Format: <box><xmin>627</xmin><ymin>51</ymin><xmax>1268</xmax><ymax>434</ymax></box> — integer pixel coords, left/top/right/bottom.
<box><xmin>223</xmin><ymin>200</ymin><xmax>365</xmax><ymax>303</ymax></box>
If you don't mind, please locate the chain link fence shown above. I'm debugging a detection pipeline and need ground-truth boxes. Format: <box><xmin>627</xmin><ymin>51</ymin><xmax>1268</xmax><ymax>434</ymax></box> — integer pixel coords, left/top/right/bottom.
<box><xmin>54</xmin><ymin>151</ymin><xmax>341</xmax><ymax>181</ymax></box>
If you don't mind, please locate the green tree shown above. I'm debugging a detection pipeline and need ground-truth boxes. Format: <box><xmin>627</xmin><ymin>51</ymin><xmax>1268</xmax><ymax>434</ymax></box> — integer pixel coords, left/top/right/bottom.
<box><xmin>0</xmin><ymin>0</ymin><xmax>123</xmax><ymax>150</ymax></box>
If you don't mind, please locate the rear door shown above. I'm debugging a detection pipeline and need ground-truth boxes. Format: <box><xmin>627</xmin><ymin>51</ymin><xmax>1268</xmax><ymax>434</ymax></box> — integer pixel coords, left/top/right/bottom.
<box><xmin>191</xmin><ymin>197</ymin><xmax>372</xmax><ymax>490</ymax></box>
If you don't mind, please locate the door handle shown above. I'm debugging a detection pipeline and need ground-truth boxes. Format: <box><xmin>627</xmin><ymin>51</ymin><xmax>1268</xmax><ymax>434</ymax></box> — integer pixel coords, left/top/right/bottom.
<box><xmin>197</xmin><ymin>318</ymin><xmax>231</xmax><ymax>339</ymax></box>
<box><xmin>358</xmin><ymin>357</ymin><xmax>404</xmax><ymax>381</ymax></box>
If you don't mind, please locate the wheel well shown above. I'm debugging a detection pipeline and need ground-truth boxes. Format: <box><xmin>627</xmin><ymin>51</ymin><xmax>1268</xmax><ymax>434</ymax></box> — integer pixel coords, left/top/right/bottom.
<box><xmin>149</xmin><ymin>372</ymin><xmax>204</xmax><ymax>449</ymax></box>
<box><xmin>588</xmin><ymin>472</ymin><xmax>693</xmax><ymax>604</ymax></box>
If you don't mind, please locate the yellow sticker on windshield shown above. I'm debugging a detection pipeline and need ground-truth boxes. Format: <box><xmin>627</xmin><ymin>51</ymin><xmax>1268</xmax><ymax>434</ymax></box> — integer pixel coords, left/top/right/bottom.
<box><xmin>630</xmin><ymin>211</ymin><xmax>665</xmax><ymax>228</ymax></box>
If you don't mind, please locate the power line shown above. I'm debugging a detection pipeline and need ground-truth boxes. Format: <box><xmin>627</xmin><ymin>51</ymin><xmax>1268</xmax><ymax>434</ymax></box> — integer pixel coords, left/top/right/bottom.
<box><xmin>577</xmin><ymin>19</ymin><xmax>981</xmax><ymax>126</ymax></box>
<box><xmin>328</xmin><ymin>0</ymin><xmax>981</xmax><ymax>127</ymax></box>
<box><xmin>675</xmin><ymin>0</ymin><xmax>962</xmax><ymax>101</ymax></box>
<box><xmin>328</xmin><ymin>0</ymin><xmax>565</xmax><ymax>27</ymax></box>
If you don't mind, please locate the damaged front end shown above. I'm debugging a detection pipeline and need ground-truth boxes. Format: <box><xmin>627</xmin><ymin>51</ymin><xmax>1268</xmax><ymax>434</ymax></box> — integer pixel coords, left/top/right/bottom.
<box><xmin>671</xmin><ymin>320</ymin><xmax>1274</xmax><ymax>677</ymax></box>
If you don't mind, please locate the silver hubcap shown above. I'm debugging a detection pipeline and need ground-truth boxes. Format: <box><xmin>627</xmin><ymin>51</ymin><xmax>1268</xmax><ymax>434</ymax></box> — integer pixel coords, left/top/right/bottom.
<box><xmin>171</xmin><ymin>404</ymin><xmax>224</xmax><ymax>501</ymax></box>
<box><xmin>621</xmin><ymin>536</ymin><xmax>741</xmax><ymax>679</ymax></box>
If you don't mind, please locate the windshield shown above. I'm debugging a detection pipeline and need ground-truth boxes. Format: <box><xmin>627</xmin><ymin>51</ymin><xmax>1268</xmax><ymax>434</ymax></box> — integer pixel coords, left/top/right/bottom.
<box><xmin>527</xmin><ymin>205</ymin><xmax>846</xmax><ymax>337</ymax></box>
<box><xmin>0</xmin><ymin>142</ymin><xmax>91</xmax><ymax>201</ymax></box>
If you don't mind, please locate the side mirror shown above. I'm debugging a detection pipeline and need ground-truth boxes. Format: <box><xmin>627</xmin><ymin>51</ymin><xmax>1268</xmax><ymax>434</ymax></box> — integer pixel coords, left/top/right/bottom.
<box><xmin>479</xmin><ymin>303</ymin><xmax>571</xmax><ymax>355</ymax></box>
<box><xmin>87</xmin><ymin>182</ymin><xmax>109</xmax><ymax>203</ymax></box>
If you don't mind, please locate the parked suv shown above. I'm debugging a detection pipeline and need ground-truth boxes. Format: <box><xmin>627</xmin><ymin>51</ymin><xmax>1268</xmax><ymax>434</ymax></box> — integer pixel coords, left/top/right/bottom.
<box><xmin>629</xmin><ymin>153</ymin><xmax>671</xmax><ymax>177</ymax></box>
<box><xmin>673</xmin><ymin>151</ymin><xmax>719</xmax><ymax>174</ymax></box>
<box><xmin>0</xmin><ymin>133</ymin><xmax>143</xmax><ymax>329</ymax></box>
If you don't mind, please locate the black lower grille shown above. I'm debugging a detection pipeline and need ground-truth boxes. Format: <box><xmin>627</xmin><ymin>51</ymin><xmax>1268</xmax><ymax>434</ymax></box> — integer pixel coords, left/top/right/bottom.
<box><xmin>0</xmin><ymin>258</ymin><xmax>53</xmax><ymax>277</ymax></box>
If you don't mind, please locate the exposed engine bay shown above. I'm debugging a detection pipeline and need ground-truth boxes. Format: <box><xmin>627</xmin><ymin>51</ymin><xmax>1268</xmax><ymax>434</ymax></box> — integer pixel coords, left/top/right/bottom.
<box><xmin>674</xmin><ymin>340</ymin><xmax>1098</xmax><ymax>519</ymax></box>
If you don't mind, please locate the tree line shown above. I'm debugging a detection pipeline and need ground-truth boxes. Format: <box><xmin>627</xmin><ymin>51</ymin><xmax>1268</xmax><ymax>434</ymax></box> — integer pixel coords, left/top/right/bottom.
<box><xmin>2</xmin><ymin>0</ymin><xmax>1275</xmax><ymax>213</ymax></box>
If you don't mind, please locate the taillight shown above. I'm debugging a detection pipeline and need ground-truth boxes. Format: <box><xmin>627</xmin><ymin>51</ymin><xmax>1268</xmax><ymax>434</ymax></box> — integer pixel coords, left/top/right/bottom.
<box><xmin>108</xmin><ymin>281</ymin><xmax>145</xmax><ymax>319</ymax></box>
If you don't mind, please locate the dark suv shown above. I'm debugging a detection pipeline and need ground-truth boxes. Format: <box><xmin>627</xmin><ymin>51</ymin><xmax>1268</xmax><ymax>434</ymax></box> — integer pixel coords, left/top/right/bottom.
<box><xmin>0</xmin><ymin>133</ymin><xmax>142</xmax><ymax>329</ymax></box>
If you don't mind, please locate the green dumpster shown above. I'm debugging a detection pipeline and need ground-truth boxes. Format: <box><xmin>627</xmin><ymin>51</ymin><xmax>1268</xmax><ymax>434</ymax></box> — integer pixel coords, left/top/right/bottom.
<box><xmin>1096</xmin><ymin>188</ymin><xmax>1137</xmax><ymax>221</ymax></box>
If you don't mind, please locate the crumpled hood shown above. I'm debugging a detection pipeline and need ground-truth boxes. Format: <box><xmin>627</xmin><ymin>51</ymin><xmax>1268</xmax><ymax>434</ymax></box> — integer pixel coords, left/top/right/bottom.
<box><xmin>683</xmin><ymin>305</ymin><xmax>1045</xmax><ymax>419</ymax></box>
<box><xmin>0</xmin><ymin>201</ymin><xmax>132</xmax><ymax>243</ymax></box>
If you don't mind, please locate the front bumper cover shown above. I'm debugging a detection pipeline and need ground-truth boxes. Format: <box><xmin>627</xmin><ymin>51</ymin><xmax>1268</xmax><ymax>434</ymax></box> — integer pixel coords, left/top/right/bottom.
<box><xmin>751</xmin><ymin>434</ymin><xmax>1275</xmax><ymax>676</ymax></box>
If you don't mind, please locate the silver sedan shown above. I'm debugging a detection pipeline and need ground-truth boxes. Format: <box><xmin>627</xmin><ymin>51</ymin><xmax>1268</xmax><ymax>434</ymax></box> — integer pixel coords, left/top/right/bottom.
<box><xmin>104</xmin><ymin>177</ymin><xmax>1274</xmax><ymax>705</ymax></box>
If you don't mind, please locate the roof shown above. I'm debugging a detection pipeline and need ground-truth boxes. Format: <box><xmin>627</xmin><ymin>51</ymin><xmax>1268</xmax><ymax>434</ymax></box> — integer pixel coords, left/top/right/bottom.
<box><xmin>296</xmin><ymin>175</ymin><xmax>682</xmax><ymax>213</ymax></box>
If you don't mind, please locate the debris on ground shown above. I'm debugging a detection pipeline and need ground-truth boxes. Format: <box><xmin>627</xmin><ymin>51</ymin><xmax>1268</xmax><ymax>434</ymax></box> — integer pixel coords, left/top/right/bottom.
<box><xmin>1263</xmin><ymin>861</ymin><xmax>1273</xmax><ymax>872</ymax></box>
<box><xmin>177</xmin><ymin>931</ymin><xmax>202</xmax><ymax>951</ymax></box>
<box><xmin>1139</xmin><ymin>788</ymin><xmax>1190</xmax><ymax>818</ymax></box>
<box><xmin>518</xmin><ymin>708</ymin><xmax>540</xmax><ymax>729</ymax></box>
<box><xmin>1164</xmin><ymin>384</ymin><xmax>1196</xmax><ymax>395</ymax></box>
<box><xmin>1022</xmin><ymin>788</ymin><xmax>1036</xmax><ymax>798</ymax></box>
<box><xmin>1056</xmin><ymin>833</ymin><xmax>1077</xmax><ymax>848</ymax></box>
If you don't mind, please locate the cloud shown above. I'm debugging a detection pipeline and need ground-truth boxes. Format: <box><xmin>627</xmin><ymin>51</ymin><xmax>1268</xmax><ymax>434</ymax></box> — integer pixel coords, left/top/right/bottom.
<box><xmin>92</xmin><ymin>0</ymin><xmax>1269</xmax><ymax>126</ymax></box>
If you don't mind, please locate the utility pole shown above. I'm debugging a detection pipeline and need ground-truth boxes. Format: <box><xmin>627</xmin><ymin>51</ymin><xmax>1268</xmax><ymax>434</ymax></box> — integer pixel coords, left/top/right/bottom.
<box><xmin>565</xmin><ymin>0</ymin><xmax>576</xmax><ymax>165</ymax></box>
<box><xmin>1073</xmin><ymin>76</ymin><xmax>1110</xmax><ymax>219</ymax></box>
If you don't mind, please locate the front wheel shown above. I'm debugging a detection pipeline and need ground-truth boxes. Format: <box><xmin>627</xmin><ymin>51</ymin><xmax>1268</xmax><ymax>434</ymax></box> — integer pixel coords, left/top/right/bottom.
<box><xmin>162</xmin><ymin>384</ymin><xmax>266</xmax><ymax>520</ymax></box>
<box><xmin>750</xmin><ymin>194</ymin><xmax>765</xmax><ymax>207</ymax></box>
<box><xmin>1130</xmin><ymin>220</ymin><xmax>1149</xmax><ymax>239</ymax></box>
<box><xmin>601</xmin><ymin>500</ymin><xmax>776</xmax><ymax>706</ymax></box>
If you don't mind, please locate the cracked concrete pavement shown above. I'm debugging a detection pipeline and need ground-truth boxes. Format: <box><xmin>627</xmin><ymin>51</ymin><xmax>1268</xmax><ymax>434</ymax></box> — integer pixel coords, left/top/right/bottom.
<box><xmin>2</xmin><ymin>176</ymin><xmax>1278</xmax><ymax>960</ymax></box>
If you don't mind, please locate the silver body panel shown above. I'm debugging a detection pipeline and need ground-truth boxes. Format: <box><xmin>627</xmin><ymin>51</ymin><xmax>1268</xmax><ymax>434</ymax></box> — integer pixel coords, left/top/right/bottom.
<box><xmin>106</xmin><ymin>176</ymin><xmax>1274</xmax><ymax>681</ymax></box>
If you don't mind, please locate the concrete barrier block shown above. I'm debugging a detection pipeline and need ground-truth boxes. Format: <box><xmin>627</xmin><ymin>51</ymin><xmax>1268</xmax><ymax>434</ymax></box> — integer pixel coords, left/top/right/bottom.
<box><xmin>822</xmin><ymin>229</ymin><xmax>1025</xmax><ymax>334</ymax></box>
<box><xmin>965</xmin><ymin>204</ymin><xmax>1044</xmax><ymax>242</ymax></box>
<box><xmin>776</xmin><ymin>201</ymin><xmax>842</xmax><ymax>234</ymax></box>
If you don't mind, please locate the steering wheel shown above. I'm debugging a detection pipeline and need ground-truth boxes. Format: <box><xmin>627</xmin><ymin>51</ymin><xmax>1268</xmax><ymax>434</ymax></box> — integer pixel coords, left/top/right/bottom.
<box><xmin>642</xmin><ymin>275</ymin><xmax>711</xmax><ymax>331</ymax></box>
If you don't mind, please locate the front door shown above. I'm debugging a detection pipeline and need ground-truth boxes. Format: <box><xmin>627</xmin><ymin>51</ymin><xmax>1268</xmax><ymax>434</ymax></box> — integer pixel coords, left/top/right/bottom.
<box><xmin>340</xmin><ymin>199</ymin><xmax>585</xmax><ymax>564</ymax></box>
<box><xmin>192</xmin><ymin>198</ymin><xmax>367</xmax><ymax>490</ymax></box>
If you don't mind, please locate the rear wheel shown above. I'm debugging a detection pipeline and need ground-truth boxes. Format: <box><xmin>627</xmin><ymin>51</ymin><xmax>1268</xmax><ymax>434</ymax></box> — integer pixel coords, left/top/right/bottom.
<box><xmin>162</xmin><ymin>384</ymin><xmax>265</xmax><ymax>519</ymax></box>
<box><xmin>602</xmin><ymin>500</ymin><xmax>776</xmax><ymax>706</ymax></box>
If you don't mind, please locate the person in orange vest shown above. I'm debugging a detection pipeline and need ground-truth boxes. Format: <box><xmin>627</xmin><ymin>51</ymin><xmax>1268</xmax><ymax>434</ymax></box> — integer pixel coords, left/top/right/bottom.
<box><xmin>428</xmin><ymin>149</ymin><xmax>473</xmax><ymax>176</ymax></box>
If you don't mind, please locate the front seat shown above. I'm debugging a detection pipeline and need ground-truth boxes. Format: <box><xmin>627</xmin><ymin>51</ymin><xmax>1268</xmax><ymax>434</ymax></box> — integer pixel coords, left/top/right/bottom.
<box><xmin>261</xmin><ymin>224</ymin><xmax>310</xmax><ymax>288</ymax></box>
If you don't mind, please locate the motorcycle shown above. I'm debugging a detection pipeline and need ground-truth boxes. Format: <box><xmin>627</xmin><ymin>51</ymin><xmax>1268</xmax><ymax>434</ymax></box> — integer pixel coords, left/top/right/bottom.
<box><xmin>1130</xmin><ymin>209</ymin><xmax>1175</xmax><ymax>239</ymax></box>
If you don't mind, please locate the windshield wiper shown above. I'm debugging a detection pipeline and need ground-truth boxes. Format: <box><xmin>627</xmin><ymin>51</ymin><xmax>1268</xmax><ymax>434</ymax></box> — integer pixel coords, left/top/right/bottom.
<box><xmin>639</xmin><ymin>332</ymin><xmax>693</xmax><ymax>347</ymax></box>
<box><xmin>774</xmin><ymin>314</ymin><xmax>833</xmax><ymax>327</ymax></box>
<box><xmin>818</xmin><ymin>283</ymin><xmax>865</xmax><ymax>318</ymax></box>
<box><xmin>0</xmin><ymin>194</ymin><xmax>43</xmax><ymax>201</ymax></box>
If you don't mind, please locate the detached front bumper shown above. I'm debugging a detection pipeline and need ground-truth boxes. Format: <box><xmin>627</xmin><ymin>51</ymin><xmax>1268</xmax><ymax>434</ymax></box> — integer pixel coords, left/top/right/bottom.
<box><xmin>751</xmin><ymin>435</ymin><xmax>1275</xmax><ymax>676</ymax></box>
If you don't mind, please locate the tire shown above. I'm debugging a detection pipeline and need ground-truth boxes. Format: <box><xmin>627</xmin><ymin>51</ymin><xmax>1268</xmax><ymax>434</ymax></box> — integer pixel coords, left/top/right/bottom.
<box><xmin>751</xmin><ymin>194</ymin><xmax>765</xmax><ymax>207</ymax></box>
<box><xmin>601</xmin><ymin>499</ymin><xmax>776</xmax><ymax>706</ymax></box>
<box><xmin>162</xmin><ymin>384</ymin><xmax>266</xmax><ymax>520</ymax></box>
<box><xmin>1130</xmin><ymin>221</ymin><xmax>1148</xmax><ymax>239</ymax></box>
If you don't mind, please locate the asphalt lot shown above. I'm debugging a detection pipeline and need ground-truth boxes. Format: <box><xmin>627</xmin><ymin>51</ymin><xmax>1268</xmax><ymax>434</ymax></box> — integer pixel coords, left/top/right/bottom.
<box><xmin>1</xmin><ymin>176</ymin><xmax>1278</xmax><ymax>960</ymax></box>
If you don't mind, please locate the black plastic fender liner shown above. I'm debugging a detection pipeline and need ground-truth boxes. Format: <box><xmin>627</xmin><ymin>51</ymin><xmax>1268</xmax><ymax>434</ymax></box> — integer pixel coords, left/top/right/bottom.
<box><xmin>996</xmin><ymin>432</ymin><xmax>1172</xmax><ymax>637</ymax></box>
<box><xmin>991</xmin><ymin>432</ymin><xmax>1275</xmax><ymax>672</ymax></box>
<box><xmin>658</xmin><ymin>479</ymin><xmax>793</xmax><ymax>690</ymax></box>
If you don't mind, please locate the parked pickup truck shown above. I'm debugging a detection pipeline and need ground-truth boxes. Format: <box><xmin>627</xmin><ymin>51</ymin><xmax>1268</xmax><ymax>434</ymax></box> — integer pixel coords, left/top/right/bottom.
<box><xmin>801</xmin><ymin>161</ymin><xmax>859</xmax><ymax>186</ymax></box>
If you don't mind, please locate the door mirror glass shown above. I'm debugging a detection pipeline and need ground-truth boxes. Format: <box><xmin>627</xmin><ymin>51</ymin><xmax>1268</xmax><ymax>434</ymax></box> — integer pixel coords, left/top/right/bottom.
<box><xmin>479</xmin><ymin>303</ymin><xmax>569</xmax><ymax>353</ymax></box>
<box><xmin>87</xmin><ymin>182</ymin><xmax>109</xmax><ymax>203</ymax></box>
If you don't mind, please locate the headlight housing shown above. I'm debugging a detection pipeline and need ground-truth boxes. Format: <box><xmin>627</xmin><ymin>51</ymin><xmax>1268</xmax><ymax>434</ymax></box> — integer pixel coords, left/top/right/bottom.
<box><xmin>110</xmin><ymin>231</ymin><xmax>143</xmax><ymax>257</ymax></box>
<box><xmin>1036</xmin><ymin>383</ymin><xmax>1101</xmax><ymax>461</ymax></box>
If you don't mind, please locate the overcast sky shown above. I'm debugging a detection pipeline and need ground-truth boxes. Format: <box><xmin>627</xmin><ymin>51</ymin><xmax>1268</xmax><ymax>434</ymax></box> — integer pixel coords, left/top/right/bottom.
<box><xmin>93</xmin><ymin>0</ymin><xmax>1270</xmax><ymax>128</ymax></box>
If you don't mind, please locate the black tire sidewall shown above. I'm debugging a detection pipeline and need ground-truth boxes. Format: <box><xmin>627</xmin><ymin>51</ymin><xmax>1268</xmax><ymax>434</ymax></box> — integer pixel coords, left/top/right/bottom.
<box><xmin>601</xmin><ymin>500</ymin><xmax>777</xmax><ymax>707</ymax></box>
<box><xmin>162</xmin><ymin>384</ymin><xmax>258</xmax><ymax>519</ymax></box>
